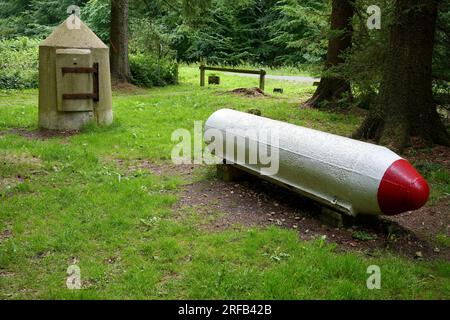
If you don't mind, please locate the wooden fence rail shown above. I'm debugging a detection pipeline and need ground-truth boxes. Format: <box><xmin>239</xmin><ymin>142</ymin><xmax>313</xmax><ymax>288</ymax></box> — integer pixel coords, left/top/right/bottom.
<box><xmin>199</xmin><ymin>64</ymin><xmax>266</xmax><ymax>91</ymax></box>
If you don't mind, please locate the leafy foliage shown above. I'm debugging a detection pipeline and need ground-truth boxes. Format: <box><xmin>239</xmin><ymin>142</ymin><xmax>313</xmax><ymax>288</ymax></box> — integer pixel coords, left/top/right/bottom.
<box><xmin>326</xmin><ymin>0</ymin><xmax>394</xmax><ymax>108</ymax></box>
<box><xmin>83</xmin><ymin>0</ymin><xmax>110</xmax><ymax>43</ymax></box>
<box><xmin>322</xmin><ymin>0</ymin><xmax>450</xmax><ymax>111</ymax></box>
<box><xmin>130</xmin><ymin>54</ymin><xmax>178</xmax><ymax>87</ymax></box>
<box><xmin>267</xmin><ymin>0</ymin><xmax>329</xmax><ymax>65</ymax></box>
<box><xmin>0</xmin><ymin>0</ymin><xmax>449</xmax><ymax>109</ymax></box>
<box><xmin>0</xmin><ymin>0</ymin><xmax>89</xmax><ymax>38</ymax></box>
<box><xmin>434</xmin><ymin>0</ymin><xmax>450</xmax><ymax>110</ymax></box>
<box><xmin>169</xmin><ymin>0</ymin><xmax>329</xmax><ymax>66</ymax></box>
<box><xmin>0</xmin><ymin>37</ymin><xmax>39</xmax><ymax>89</ymax></box>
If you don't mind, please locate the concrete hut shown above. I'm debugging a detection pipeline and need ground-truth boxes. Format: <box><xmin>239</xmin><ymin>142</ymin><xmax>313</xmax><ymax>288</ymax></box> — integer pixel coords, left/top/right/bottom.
<box><xmin>38</xmin><ymin>15</ymin><xmax>113</xmax><ymax>130</ymax></box>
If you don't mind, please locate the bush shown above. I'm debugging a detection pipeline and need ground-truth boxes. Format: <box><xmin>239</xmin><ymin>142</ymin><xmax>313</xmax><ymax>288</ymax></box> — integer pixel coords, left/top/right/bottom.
<box><xmin>0</xmin><ymin>37</ymin><xmax>179</xmax><ymax>90</ymax></box>
<box><xmin>0</xmin><ymin>37</ymin><xmax>39</xmax><ymax>89</ymax></box>
<box><xmin>130</xmin><ymin>54</ymin><xmax>178</xmax><ymax>88</ymax></box>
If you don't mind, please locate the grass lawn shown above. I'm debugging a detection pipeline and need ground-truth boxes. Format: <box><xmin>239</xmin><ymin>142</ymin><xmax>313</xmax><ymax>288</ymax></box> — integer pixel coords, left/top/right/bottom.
<box><xmin>0</xmin><ymin>66</ymin><xmax>449</xmax><ymax>299</ymax></box>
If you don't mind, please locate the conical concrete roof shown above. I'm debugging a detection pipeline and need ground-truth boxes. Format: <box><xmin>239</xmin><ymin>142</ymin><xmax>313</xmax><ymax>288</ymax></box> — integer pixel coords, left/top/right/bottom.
<box><xmin>40</xmin><ymin>16</ymin><xmax>108</xmax><ymax>49</ymax></box>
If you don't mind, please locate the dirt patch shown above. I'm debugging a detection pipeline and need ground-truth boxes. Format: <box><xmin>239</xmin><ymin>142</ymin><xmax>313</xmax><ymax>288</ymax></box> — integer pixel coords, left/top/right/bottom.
<box><xmin>386</xmin><ymin>197</ymin><xmax>450</xmax><ymax>245</ymax></box>
<box><xmin>115</xmin><ymin>159</ymin><xmax>198</xmax><ymax>179</ymax></box>
<box><xmin>0</xmin><ymin>228</ymin><xmax>12</xmax><ymax>244</ymax></box>
<box><xmin>0</xmin><ymin>271</ymin><xmax>15</xmax><ymax>278</ymax></box>
<box><xmin>0</xmin><ymin>177</ymin><xmax>21</xmax><ymax>194</ymax></box>
<box><xmin>226</xmin><ymin>87</ymin><xmax>267</xmax><ymax>97</ymax></box>
<box><xmin>405</xmin><ymin>141</ymin><xmax>450</xmax><ymax>171</ymax></box>
<box><xmin>0</xmin><ymin>153</ymin><xmax>42</xmax><ymax>166</ymax></box>
<box><xmin>0</xmin><ymin>153</ymin><xmax>43</xmax><ymax>192</ymax></box>
<box><xmin>348</xmin><ymin>106</ymin><xmax>368</xmax><ymax>117</ymax></box>
<box><xmin>112</xmin><ymin>82</ymin><xmax>146</xmax><ymax>94</ymax></box>
<box><xmin>2</xmin><ymin>128</ymin><xmax>79</xmax><ymax>140</ymax></box>
<box><xmin>176</xmin><ymin>179</ymin><xmax>313</xmax><ymax>229</ymax></box>
<box><xmin>105</xmin><ymin>256</ymin><xmax>120</xmax><ymax>265</ymax></box>
<box><xmin>176</xmin><ymin>175</ymin><xmax>450</xmax><ymax>260</ymax></box>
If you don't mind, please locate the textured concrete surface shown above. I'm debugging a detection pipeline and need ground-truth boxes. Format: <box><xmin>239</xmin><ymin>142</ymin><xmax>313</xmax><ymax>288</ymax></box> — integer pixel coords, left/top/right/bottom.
<box><xmin>39</xmin><ymin>16</ymin><xmax>113</xmax><ymax>130</ymax></box>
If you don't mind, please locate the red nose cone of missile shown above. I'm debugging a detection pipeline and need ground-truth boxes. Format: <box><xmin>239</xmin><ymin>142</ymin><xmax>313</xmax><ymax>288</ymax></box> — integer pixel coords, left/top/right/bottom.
<box><xmin>378</xmin><ymin>159</ymin><xmax>429</xmax><ymax>215</ymax></box>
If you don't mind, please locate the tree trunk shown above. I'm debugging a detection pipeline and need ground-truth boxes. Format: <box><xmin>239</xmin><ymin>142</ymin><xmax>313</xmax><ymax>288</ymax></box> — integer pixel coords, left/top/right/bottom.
<box><xmin>303</xmin><ymin>0</ymin><xmax>354</xmax><ymax>108</ymax></box>
<box><xmin>110</xmin><ymin>0</ymin><xmax>132</xmax><ymax>83</ymax></box>
<box><xmin>354</xmin><ymin>0</ymin><xmax>450</xmax><ymax>152</ymax></box>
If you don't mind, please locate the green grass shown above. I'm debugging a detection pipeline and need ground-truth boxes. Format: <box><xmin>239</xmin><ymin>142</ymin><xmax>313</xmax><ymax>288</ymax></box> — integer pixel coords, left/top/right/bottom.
<box><xmin>0</xmin><ymin>66</ymin><xmax>449</xmax><ymax>299</ymax></box>
<box><xmin>436</xmin><ymin>234</ymin><xmax>450</xmax><ymax>249</ymax></box>
<box><xmin>413</xmin><ymin>161</ymin><xmax>450</xmax><ymax>203</ymax></box>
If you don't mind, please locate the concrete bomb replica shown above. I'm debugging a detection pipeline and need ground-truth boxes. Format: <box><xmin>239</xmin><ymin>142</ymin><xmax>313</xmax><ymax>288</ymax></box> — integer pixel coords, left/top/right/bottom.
<box><xmin>204</xmin><ymin>109</ymin><xmax>429</xmax><ymax>217</ymax></box>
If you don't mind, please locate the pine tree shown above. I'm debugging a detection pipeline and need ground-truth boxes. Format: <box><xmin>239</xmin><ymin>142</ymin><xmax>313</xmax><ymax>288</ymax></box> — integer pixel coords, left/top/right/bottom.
<box><xmin>354</xmin><ymin>0</ymin><xmax>450</xmax><ymax>152</ymax></box>
<box><xmin>110</xmin><ymin>0</ymin><xmax>132</xmax><ymax>83</ymax></box>
<box><xmin>303</xmin><ymin>0</ymin><xmax>354</xmax><ymax>108</ymax></box>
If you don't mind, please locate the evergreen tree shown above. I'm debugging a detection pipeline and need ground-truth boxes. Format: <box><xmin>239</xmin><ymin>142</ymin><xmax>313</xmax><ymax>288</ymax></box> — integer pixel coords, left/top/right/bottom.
<box><xmin>304</xmin><ymin>0</ymin><xmax>354</xmax><ymax>108</ymax></box>
<box><xmin>354</xmin><ymin>0</ymin><xmax>450</xmax><ymax>151</ymax></box>
<box><xmin>110</xmin><ymin>0</ymin><xmax>132</xmax><ymax>83</ymax></box>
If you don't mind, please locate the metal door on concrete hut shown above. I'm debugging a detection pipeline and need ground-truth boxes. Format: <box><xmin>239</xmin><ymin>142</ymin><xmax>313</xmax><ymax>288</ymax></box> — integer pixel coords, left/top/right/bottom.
<box><xmin>56</xmin><ymin>48</ymin><xmax>98</xmax><ymax>112</ymax></box>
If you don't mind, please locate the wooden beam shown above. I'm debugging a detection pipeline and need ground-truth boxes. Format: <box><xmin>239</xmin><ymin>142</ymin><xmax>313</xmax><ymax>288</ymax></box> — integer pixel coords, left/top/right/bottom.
<box><xmin>199</xmin><ymin>64</ymin><xmax>267</xmax><ymax>91</ymax></box>
<box><xmin>202</xmin><ymin>66</ymin><xmax>266</xmax><ymax>75</ymax></box>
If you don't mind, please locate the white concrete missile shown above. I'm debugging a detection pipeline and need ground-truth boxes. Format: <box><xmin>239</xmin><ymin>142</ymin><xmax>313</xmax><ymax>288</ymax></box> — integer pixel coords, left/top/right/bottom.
<box><xmin>204</xmin><ymin>109</ymin><xmax>429</xmax><ymax>216</ymax></box>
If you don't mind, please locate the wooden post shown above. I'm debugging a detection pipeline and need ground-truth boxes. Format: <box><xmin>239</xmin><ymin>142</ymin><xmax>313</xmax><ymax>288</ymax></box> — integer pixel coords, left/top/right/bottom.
<box><xmin>217</xmin><ymin>164</ymin><xmax>247</xmax><ymax>182</ymax></box>
<box><xmin>259</xmin><ymin>70</ymin><xmax>266</xmax><ymax>91</ymax></box>
<box><xmin>200</xmin><ymin>60</ymin><xmax>206</xmax><ymax>87</ymax></box>
<box><xmin>199</xmin><ymin>64</ymin><xmax>266</xmax><ymax>89</ymax></box>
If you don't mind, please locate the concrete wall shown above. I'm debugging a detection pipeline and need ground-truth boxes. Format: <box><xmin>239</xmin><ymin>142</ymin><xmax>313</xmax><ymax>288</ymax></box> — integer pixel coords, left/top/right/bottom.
<box><xmin>39</xmin><ymin>46</ymin><xmax>113</xmax><ymax>130</ymax></box>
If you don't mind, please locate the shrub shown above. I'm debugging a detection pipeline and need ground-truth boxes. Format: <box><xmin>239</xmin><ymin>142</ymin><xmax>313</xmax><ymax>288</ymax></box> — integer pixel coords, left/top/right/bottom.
<box><xmin>0</xmin><ymin>37</ymin><xmax>39</xmax><ymax>89</ymax></box>
<box><xmin>0</xmin><ymin>37</ymin><xmax>179</xmax><ymax>90</ymax></box>
<box><xmin>130</xmin><ymin>53</ymin><xmax>178</xmax><ymax>88</ymax></box>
